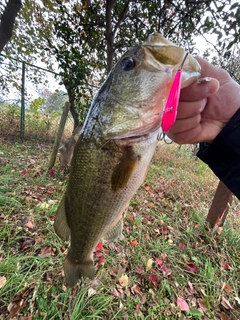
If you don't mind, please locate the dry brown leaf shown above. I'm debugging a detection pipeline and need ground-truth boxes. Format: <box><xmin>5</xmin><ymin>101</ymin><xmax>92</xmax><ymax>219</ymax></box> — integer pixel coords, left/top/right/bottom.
<box><xmin>7</xmin><ymin>284</ymin><xmax>35</xmax><ymax>318</ymax></box>
<box><xmin>220</xmin><ymin>312</ymin><xmax>230</xmax><ymax>320</ymax></box>
<box><xmin>119</xmin><ymin>274</ymin><xmax>129</xmax><ymax>287</ymax></box>
<box><xmin>223</xmin><ymin>283</ymin><xmax>233</xmax><ymax>293</ymax></box>
<box><xmin>146</xmin><ymin>258</ymin><xmax>153</xmax><ymax>271</ymax></box>
<box><xmin>221</xmin><ymin>296</ymin><xmax>233</xmax><ymax>310</ymax></box>
<box><xmin>0</xmin><ymin>276</ymin><xmax>6</xmax><ymax>288</ymax></box>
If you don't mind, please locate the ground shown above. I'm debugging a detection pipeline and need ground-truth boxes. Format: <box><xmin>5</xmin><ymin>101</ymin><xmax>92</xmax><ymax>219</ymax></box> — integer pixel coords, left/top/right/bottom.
<box><xmin>0</xmin><ymin>137</ymin><xmax>239</xmax><ymax>319</ymax></box>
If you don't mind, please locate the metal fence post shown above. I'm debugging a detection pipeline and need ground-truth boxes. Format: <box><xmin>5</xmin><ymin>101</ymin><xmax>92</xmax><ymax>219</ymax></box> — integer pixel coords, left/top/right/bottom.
<box><xmin>20</xmin><ymin>61</ymin><xmax>25</xmax><ymax>139</ymax></box>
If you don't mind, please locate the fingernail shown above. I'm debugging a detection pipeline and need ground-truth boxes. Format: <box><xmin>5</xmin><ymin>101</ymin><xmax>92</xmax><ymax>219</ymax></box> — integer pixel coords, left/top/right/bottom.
<box><xmin>197</xmin><ymin>77</ymin><xmax>212</xmax><ymax>83</ymax></box>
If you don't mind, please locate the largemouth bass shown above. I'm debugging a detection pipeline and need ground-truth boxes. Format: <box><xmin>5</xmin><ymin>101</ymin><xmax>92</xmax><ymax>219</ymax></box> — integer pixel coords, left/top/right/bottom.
<box><xmin>54</xmin><ymin>33</ymin><xmax>201</xmax><ymax>287</ymax></box>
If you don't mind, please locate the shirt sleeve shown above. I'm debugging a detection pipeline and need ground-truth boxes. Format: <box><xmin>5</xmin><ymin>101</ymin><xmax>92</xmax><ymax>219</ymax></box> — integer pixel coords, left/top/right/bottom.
<box><xmin>197</xmin><ymin>108</ymin><xmax>240</xmax><ymax>200</ymax></box>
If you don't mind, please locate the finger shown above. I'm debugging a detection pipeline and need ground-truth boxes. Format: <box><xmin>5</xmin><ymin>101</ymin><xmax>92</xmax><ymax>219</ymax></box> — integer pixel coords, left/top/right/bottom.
<box><xmin>176</xmin><ymin>99</ymin><xmax>206</xmax><ymax>119</ymax></box>
<box><xmin>167</xmin><ymin>126</ymin><xmax>202</xmax><ymax>144</ymax></box>
<box><xmin>180</xmin><ymin>78</ymin><xmax>219</xmax><ymax>102</ymax></box>
<box><xmin>169</xmin><ymin>114</ymin><xmax>201</xmax><ymax>134</ymax></box>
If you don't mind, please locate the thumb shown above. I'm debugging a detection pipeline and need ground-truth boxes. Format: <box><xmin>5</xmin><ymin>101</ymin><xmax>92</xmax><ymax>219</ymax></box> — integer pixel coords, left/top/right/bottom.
<box><xmin>180</xmin><ymin>78</ymin><xmax>219</xmax><ymax>102</ymax></box>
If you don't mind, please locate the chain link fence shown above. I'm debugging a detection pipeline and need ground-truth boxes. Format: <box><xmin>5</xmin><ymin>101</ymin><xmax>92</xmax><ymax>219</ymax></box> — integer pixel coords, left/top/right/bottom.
<box><xmin>0</xmin><ymin>55</ymin><xmax>73</xmax><ymax>140</ymax></box>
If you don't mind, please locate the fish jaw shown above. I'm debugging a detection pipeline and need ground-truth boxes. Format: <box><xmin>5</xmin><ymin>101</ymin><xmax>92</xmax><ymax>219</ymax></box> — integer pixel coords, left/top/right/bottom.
<box><xmin>98</xmin><ymin>33</ymin><xmax>200</xmax><ymax>141</ymax></box>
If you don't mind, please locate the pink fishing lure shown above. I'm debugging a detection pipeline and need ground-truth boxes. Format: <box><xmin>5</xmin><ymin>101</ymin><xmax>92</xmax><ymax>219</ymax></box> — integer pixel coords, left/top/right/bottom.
<box><xmin>161</xmin><ymin>53</ymin><xmax>188</xmax><ymax>132</ymax></box>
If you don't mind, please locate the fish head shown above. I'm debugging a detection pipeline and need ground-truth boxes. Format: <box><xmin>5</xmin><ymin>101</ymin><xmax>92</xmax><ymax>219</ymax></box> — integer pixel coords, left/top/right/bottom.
<box><xmin>99</xmin><ymin>32</ymin><xmax>201</xmax><ymax>140</ymax></box>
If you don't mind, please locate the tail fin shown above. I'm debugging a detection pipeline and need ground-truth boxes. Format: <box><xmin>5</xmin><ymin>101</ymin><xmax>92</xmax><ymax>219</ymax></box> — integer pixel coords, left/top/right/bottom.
<box><xmin>64</xmin><ymin>255</ymin><xmax>95</xmax><ymax>287</ymax></box>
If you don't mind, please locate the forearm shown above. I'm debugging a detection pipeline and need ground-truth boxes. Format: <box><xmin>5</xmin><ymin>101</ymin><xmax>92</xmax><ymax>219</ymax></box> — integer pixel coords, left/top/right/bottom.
<box><xmin>197</xmin><ymin>108</ymin><xmax>240</xmax><ymax>200</ymax></box>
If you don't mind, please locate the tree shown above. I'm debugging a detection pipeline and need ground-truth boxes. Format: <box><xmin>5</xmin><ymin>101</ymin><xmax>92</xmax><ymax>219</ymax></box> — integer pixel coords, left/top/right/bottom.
<box><xmin>0</xmin><ymin>0</ymin><xmax>22</xmax><ymax>53</ymax></box>
<box><xmin>1</xmin><ymin>0</ymin><xmax>239</xmax><ymax>128</ymax></box>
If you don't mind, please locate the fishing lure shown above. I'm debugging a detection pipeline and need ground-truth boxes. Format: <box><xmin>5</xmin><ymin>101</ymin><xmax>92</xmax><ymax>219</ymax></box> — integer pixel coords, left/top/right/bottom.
<box><xmin>161</xmin><ymin>52</ymin><xmax>189</xmax><ymax>132</ymax></box>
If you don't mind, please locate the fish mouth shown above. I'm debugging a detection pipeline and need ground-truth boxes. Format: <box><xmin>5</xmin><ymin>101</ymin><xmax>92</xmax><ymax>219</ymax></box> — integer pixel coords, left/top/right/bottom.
<box><xmin>113</xmin><ymin>116</ymin><xmax>162</xmax><ymax>145</ymax></box>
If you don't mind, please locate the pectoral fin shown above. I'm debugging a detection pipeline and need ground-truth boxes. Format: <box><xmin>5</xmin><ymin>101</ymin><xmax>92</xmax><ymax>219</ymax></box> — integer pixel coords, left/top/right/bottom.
<box><xmin>54</xmin><ymin>195</ymin><xmax>71</xmax><ymax>241</ymax></box>
<box><xmin>111</xmin><ymin>146</ymin><xmax>140</xmax><ymax>191</ymax></box>
<box><xmin>104</xmin><ymin>218</ymin><xmax>123</xmax><ymax>241</ymax></box>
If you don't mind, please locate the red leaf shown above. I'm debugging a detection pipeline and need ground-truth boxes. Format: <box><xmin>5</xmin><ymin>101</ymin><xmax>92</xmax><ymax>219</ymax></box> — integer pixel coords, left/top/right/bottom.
<box><xmin>21</xmin><ymin>169</ymin><xmax>27</xmax><ymax>175</ymax></box>
<box><xmin>161</xmin><ymin>264</ymin><xmax>172</xmax><ymax>277</ymax></box>
<box><xmin>177</xmin><ymin>297</ymin><xmax>189</xmax><ymax>311</ymax></box>
<box><xmin>223</xmin><ymin>283</ymin><xmax>233</xmax><ymax>293</ymax></box>
<box><xmin>95</xmin><ymin>242</ymin><xmax>103</xmax><ymax>251</ymax></box>
<box><xmin>179</xmin><ymin>242</ymin><xmax>187</xmax><ymax>250</ymax></box>
<box><xmin>155</xmin><ymin>258</ymin><xmax>163</xmax><ymax>270</ymax></box>
<box><xmin>148</xmin><ymin>274</ymin><xmax>158</xmax><ymax>288</ymax></box>
<box><xmin>161</xmin><ymin>227</ymin><xmax>169</xmax><ymax>234</ymax></box>
<box><xmin>47</xmin><ymin>187</ymin><xmax>55</xmax><ymax>194</ymax></box>
<box><xmin>48</xmin><ymin>168</ymin><xmax>55</xmax><ymax>175</ymax></box>
<box><xmin>161</xmin><ymin>253</ymin><xmax>167</xmax><ymax>259</ymax></box>
<box><xmin>221</xmin><ymin>261</ymin><xmax>231</xmax><ymax>270</ymax></box>
<box><xmin>97</xmin><ymin>253</ymin><xmax>105</xmax><ymax>267</ymax></box>
<box><xmin>25</xmin><ymin>221</ymin><xmax>34</xmax><ymax>229</ymax></box>
<box><xmin>186</xmin><ymin>263</ymin><xmax>198</xmax><ymax>273</ymax></box>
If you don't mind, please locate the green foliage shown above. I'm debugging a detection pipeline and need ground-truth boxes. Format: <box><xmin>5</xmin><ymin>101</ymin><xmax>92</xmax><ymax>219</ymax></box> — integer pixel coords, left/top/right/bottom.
<box><xmin>29</xmin><ymin>97</ymin><xmax>45</xmax><ymax>114</ymax></box>
<box><xmin>44</xmin><ymin>90</ymin><xmax>68</xmax><ymax>113</ymax></box>
<box><xmin>0</xmin><ymin>0</ymin><xmax>239</xmax><ymax>127</ymax></box>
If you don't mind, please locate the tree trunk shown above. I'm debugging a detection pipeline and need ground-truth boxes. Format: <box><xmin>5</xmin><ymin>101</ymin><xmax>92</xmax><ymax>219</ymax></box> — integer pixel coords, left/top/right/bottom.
<box><xmin>66</xmin><ymin>86</ymin><xmax>79</xmax><ymax>130</ymax></box>
<box><xmin>48</xmin><ymin>101</ymin><xmax>70</xmax><ymax>170</ymax></box>
<box><xmin>0</xmin><ymin>0</ymin><xmax>22</xmax><ymax>53</ymax></box>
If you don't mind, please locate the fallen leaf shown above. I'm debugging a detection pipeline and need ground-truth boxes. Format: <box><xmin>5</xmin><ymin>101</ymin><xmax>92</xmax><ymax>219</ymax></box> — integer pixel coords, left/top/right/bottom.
<box><xmin>221</xmin><ymin>261</ymin><xmax>232</xmax><ymax>270</ymax></box>
<box><xmin>161</xmin><ymin>227</ymin><xmax>169</xmax><ymax>234</ymax></box>
<box><xmin>221</xmin><ymin>296</ymin><xmax>233</xmax><ymax>310</ymax></box>
<box><xmin>135</xmin><ymin>265</ymin><xmax>144</xmax><ymax>274</ymax></box>
<box><xmin>186</xmin><ymin>263</ymin><xmax>198</xmax><ymax>273</ymax></box>
<box><xmin>148</xmin><ymin>202</ymin><xmax>154</xmax><ymax>208</ymax></box>
<box><xmin>88</xmin><ymin>288</ymin><xmax>96</xmax><ymax>298</ymax></box>
<box><xmin>48</xmin><ymin>168</ymin><xmax>55</xmax><ymax>175</ymax></box>
<box><xmin>25</xmin><ymin>221</ymin><xmax>34</xmax><ymax>229</ymax></box>
<box><xmin>148</xmin><ymin>274</ymin><xmax>158</xmax><ymax>288</ymax></box>
<box><xmin>155</xmin><ymin>258</ymin><xmax>163</xmax><ymax>269</ymax></box>
<box><xmin>177</xmin><ymin>297</ymin><xmax>189</xmax><ymax>311</ymax></box>
<box><xmin>220</xmin><ymin>312</ymin><xmax>230</xmax><ymax>320</ymax></box>
<box><xmin>111</xmin><ymin>287</ymin><xmax>119</xmax><ymax>297</ymax></box>
<box><xmin>146</xmin><ymin>258</ymin><xmax>153</xmax><ymax>271</ymax></box>
<box><xmin>97</xmin><ymin>253</ymin><xmax>105</xmax><ymax>267</ymax></box>
<box><xmin>8</xmin><ymin>284</ymin><xmax>35</xmax><ymax>318</ymax></box>
<box><xmin>0</xmin><ymin>276</ymin><xmax>6</xmax><ymax>288</ymax></box>
<box><xmin>21</xmin><ymin>169</ymin><xmax>27</xmax><ymax>175</ymax></box>
<box><xmin>161</xmin><ymin>264</ymin><xmax>172</xmax><ymax>277</ymax></box>
<box><xmin>39</xmin><ymin>247</ymin><xmax>56</xmax><ymax>257</ymax></box>
<box><xmin>130</xmin><ymin>239</ymin><xmax>138</xmax><ymax>247</ymax></box>
<box><xmin>95</xmin><ymin>242</ymin><xmax>103</xmax><ymax>251</ymax></box>
<box><xmin>223</xmin><ymin>283</ymin><xmax>233</xmax><ymax>293</ymax></box>
<box><xmin>119</xmin><ymin>274</ymin><xmax>129</xmax><ymax>287</ymax></box>
<box><xmin>161</xmin><ymin>253</ymin><xmax>167</xmax><ymax>259</ymax></box>
<box><xmin>179</xmin><ymin>242</ymin><xmax>187</xmax><ymax>250</ymax></box>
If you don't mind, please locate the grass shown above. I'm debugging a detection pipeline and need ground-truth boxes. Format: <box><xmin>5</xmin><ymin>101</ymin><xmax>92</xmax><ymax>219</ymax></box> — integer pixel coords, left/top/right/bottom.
<box><xmin>0</xmin><ymin>138</ymin><xmax>239</xmax><ymax>319</ymax></box>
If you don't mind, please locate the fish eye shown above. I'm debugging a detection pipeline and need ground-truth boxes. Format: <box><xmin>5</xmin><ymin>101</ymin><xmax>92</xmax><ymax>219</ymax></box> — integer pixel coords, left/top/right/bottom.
<box><xmin>121</xmin><ymin>57</ymin><xmax>136</xmax><ymax>71</ymax></box>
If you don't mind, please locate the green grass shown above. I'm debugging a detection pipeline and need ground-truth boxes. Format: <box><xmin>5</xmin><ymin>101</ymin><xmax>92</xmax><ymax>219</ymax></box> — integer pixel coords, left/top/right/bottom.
<box><xmin>0</xmin><ymin>139</ymin><xmax>239</xmax><ymax>319</ymax></box>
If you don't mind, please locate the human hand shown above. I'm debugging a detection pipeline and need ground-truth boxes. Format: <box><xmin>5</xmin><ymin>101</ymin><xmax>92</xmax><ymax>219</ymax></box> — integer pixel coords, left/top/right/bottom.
<box><xmin>167</xmin><ymin>57</ymin><xmax>240</xmax><ymax>144</ymax></box>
